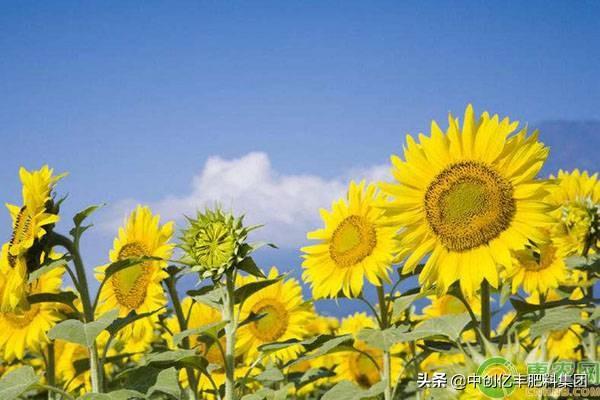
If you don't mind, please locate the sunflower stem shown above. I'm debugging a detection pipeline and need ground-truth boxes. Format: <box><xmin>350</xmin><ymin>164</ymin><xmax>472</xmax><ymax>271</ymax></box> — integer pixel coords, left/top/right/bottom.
<box><xmin>223</xmin><ymin>269</ymin><xmax>237</xmax><ymax>400</ymax></box>
<box><xmin>46</xmin><ymin>342</ymin><xmax>56</xmax><ymax>400</ymax></box>
<box><xmin>480</xmin><ymin>280</ymin><xmax>491</xmax><ymax>346</ymax></box>
<box><xmin>50</xmin><ymin>232</ymin><xmax>102</xmax><ymax>393</ymax></box>
<box><xmin>376</xmin><ymin>285</ymin><xmax>392</xmax><ymax>400</ymax></box>
<box><xmin>165</xmin><ymin>272</ymin><xmax>199</xmax><ymax>400</ymax></box>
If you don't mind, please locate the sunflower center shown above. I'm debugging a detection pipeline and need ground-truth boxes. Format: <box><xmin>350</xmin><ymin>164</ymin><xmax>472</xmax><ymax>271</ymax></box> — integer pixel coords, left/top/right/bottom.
<box><xmin>193</xmin><ymin>222</ymin><xmax>235</xmax><ymax>268</ymax></box>
<box><xmin>3</xmin><ymin>305</ymin><xmax>40</xmax><ymax>329</ymax></box>
<box><xmin>249</xmin><ymin>299</ymin><xmax>289</xmax><ymax>342</ymax></box>
<box><xmin>349</xmin><ymin>352</ymin><xmax>379</xmax><ymax>388</ymax></box>
<box><xmin>550</xmin><ymin>329</ymin><xmax>568</xmax><ymax>341</ymax></box>
<box><xmin>520</xmin><ymin>245</ymin><xmax>557</xmax><ymax>272</ymax></box>
<box><xmin>424</xmin><ymin>161</ymin><xmax>516</xmax><ymax>252</ymax></box>
<box><xmin>8</xmin><ymin>206</ymin><xmax>34</xmax><ymax>265</ymax></box>
<box><xmin>111</xmin><ymin>242</ymin><xmax>152</xmax><ymax>309</ymax></box>
<box><xmin>329</xmin><ymin>215</ymin><xmax>377</xmax><ymax>267</ymax></box>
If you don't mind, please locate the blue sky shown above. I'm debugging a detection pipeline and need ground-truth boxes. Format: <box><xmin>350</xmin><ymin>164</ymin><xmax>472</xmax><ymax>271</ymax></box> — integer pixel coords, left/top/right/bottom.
<box><xmin>0</xmin><ymin>1</ymin><xmax>599</xmax><ymax>317</ymax></box>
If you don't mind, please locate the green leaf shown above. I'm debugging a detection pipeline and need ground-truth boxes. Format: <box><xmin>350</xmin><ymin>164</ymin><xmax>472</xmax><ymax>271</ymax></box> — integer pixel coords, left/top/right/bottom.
<box><xmin>295</xmin><ymin>367</ymin><xmax>335</xmax><ymax>389</ymax></box>
<box><xmin>73</xmin><ymin>204</ymin><xmax>104</xmax><ymax>227</ymax></box>
<box><xmin>392</xmin><ymin>290</ymin><xmax>432</xmax><ymax>320</ymax></box>
<box><xmin>0</xmin><ymin>366</ymin><xmax>39</xmax><ymax>400</ymax></box>
<box><xmin>236</xmin><ymin>257</ymin><xmax>266</xmax><ymax>278</ymax></box>
<box><xmin>322</xmin><ymin>380</ymin><xmax>386</xmax><ymax>400</ymax></box>
<box><xmin>499</xmin><ymin>283</ymin><xmax>512</xmax><ymax>307</ymax></box>
<box><xmin>255</xmin><ymin>367</ymin><xmax>285</xmax><ymax>382</ymax></box>
<box><xmin>147</xmin><ymin>367</ymin><xmax>180</xmax><ymax>398</ymax></box>
<box><xmin>357</xmin><ymin>326</ymin><xmax>410</xmax><ymax>351</ymax></box>
<box><xmin>28</xmin><ymin>257</ymin><xmax>70</xmax><ymax>283</ymax></box>
<box><xmin>395</xmin><ymin>313</ymin><xmax>471</xmax><ymax>342</ymax></box>
<box><xmin>235</xmin><ymin>277</ymin><xmax>282</xmax><ymax>305</ymax></box>
<box><xmin>258</xmin><ymin>338</ymin><xmax>301</xmax><ymax>353</ymax></box>
<box><xmin>173</xmin><ymin>321</ymin><xmax>228</xmax><ymax>347</ymax></box>
<box><xmin>103</xmin><ymin>256</ymin><xmax>162</xmax><ymax>283</ymax></box>
<box><xmin>530</xmin><ymin>306</ymin><xmax>585</xmax><ymax>338</ymax></box>
<box><xmin>288</xmin><ymin>335</ymin><xmax>354</xmax><ymax>366</ymax></box>
<box><xmin>192</xmin><ymin>286</ymin><xmax>223</xmax><ymax>308</ymax></box>
<box><xmin>79</xmin><ymin>390</ymin><xmax>146</xmax><ymax>400</ymax></box>
<box><xmin>27</xmin><ymin>291</ymin><xmax>78</xmax><ymax>311</ymax></box>
<box><xmin>48</xmin><ymin>309</ymin><xmax>119</xmax><ymax>347</ymax></box>
<box><xmin>106</xmin><ymin>308</ymin><xmax>165</xmax><ymax>337</ymax></box>
<box><xmin>565</xmin><ymin>254</ymin><xmax>600</xmax><ymax>272</ymax></box>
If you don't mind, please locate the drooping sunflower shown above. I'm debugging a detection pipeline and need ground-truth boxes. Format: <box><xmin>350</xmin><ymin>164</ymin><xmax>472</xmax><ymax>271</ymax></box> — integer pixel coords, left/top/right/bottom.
<box><xmin>334</xmin><ymin>313</ymin><xmax>404</xmax><ymax>388</ymax></box>
<box><xmin>505</xmin><ymin>239</ymin><xmax>568</xmax><ymax>296</ymax></box>
<box><xmin>237</xmin><ymin>267</ymin><xmax>314</xmax><ymax>363</ymax></box>
<box><xmin>546</xmin><ymin>169</ymin><xmax>599</xmax><ymax>256</ymax></box>
<box><xmin>381</xmin><ymin>105</ymin><xmax>552</xmax><ymax>297</ymax></box>
<box><xmin>0</xmin><ymin>267</ymin><xmax>64</xmax><ymax>361</ymax></box>
<box><xmin>96</xmin><ymin>205</ymin><xmax>174</xmax><ymax>352</ymax></box>
<box><xmin>302</xmin><ymin>181</ymin><xmax>400</xmax><ymax>298</ymax></box>
<box><xmin>1</xmin><ymin>166</ymin><xmax>64</xmax><ymax>312</ymax></box>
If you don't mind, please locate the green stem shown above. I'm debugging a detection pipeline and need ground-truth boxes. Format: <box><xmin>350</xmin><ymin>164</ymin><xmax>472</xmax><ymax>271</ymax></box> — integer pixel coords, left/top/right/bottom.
<box><xmin>376</xmin><ymin>285</ymin><xmax>392</xmax><ymax>400</ymax></box>
<box><xmin>47</xmin><ymin>342</ymin><xmax>56</xmax><ymax>400</ymax></box>
<box><xmin>165</xmin><ymin>274</ymin><xmax>199</xmax><ymax>400</ymax></box>
<box><xmin>480</xmin><ymin>280</ymin><xmax>491</xmax><ymax>345</ymax></box>
<box><xmin>581</xmin><ymin>233</ymin><xmax>597</xmax><ymax>360</ymax></box>
<box><xmin>223</xmin><ymin>270</ymin><xmax>237</xmax><ymax>400</ymax></box>
<box><xmin>51</xmin><ymin>233</ymin><xmax>102</xmax><ymax>393</ymax></box>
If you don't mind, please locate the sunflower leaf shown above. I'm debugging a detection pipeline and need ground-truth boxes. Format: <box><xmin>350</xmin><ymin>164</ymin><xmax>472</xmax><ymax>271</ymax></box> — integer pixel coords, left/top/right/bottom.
<box><xmin>255</xmin><ymin>367</ymin><xmax>285</xmax><ymax>382</ymax></box>
<box><xmin>79</xmin><ymin>390</ymin><xmax>147</xmax><ymax>400</ymax></box>
<box><xmin>0</xmin><ymin>366</ymin><xmax>39</xmax><ymax>400</ymax></box>
<box><xmin>529</xmin><ymin>306</ymin><xmax>585</xmax><ymax>338</ymax></box>
<box><xmin>357</xmin><ymin>326</ymin><xmax>410</xmax><ymax>350</ymax></box>
<box><xmin>173</xmin><ymin>320</ymin><xmax>228</xmax><ymax>347</ymax></box>
<box><xmin>28</xmin><ymin>256</ymin><xmax>70</xmax><ymax>283</ymax></box>
<box><xmin>102</xmin><ymin>256</ymin><xmax>162</xmax><ymax>283</ymax></box>
<box><xmin>397</xmin><ymin>313</ymin><xmax>471</xmax><ymax>342</ymax></box>
<box><xmin>106</xmin><ymin>307</ymin><xmax>166</xmax><ymax>337</ymax></box>
<box><xmin>392</xmin><ymin>290</ymin><xmax>433</xmax><ymax>320</ymax></box>
<box><xmin>236</xmin><ymin>257</ymin><xmax>266</xmax><ymax>278</ymax></box>
<box><xmin>322</xmin><ymin>380</ymin><xmax>386</xmax><ymax>400</ymax></box>
<box><xmin>234</xmin><ymin>277</ymin><xmax>282</xmax><ymax>305</ymax></box>
<box><xmin>48</xmin><ymin>309</ymin><xmax>119</xmax><ymax>347</ymax></box>
<box><xmin>147</xmin><ymin>367</ymin><xmax>181</xmax><ymax>398</ymax></box>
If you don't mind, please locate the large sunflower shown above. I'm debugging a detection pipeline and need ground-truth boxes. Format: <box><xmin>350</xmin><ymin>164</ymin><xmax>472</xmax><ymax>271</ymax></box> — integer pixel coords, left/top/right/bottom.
<box><xmin>381</xmin><ymin>105</ymin><xmax>552</xmax><ymax>297</ymax></box>
<box><xmin>0</xmin><ymin>267</ymin><xmax>64</xmax><ymax>361</ymax></box>
<box><xmin>1</xmin><ymin>166</ymin><xmax>63</xmax><ymax>312</ymax></box>
<box><xmin>547</xmin><ymin>169</ymin><xmax>599</xmax><ymax>256</ymax></box>
<box><xmin>334</xmin><ymin>313</ymin><xmax>403</xmax><ymax>388</ymax></box>
<box><xmin>302</xmin><ymin>181</ymin><xmax>399</xmax><ymax>298</ymax></box>
<box><xmin>96</xmin><ymin>205</ymin><xmax>174</xmax><ymax>351</ymax></box>
<box><xmin>237</xmin><ymin>267</ymin><xmax>314</xmax><ymax>363</ymax></box>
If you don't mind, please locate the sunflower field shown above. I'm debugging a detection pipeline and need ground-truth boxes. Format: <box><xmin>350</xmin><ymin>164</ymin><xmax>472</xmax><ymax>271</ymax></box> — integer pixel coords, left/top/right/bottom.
<box><xmin>0</xmin><ymin>105</ymin><xmax>598</xmax><ymax>400</ymax></box>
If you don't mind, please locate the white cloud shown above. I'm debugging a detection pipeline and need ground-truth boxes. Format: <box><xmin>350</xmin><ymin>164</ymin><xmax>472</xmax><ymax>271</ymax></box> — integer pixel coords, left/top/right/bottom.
<box><xmin>100</xmin><ymin>152</ymin><xmax>389</xmax><ymax>247</ymax></box>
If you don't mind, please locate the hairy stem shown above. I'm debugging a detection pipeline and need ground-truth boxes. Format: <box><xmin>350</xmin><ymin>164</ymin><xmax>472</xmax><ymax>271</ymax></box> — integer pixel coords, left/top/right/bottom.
<box><xmin>223</xmin><ymin>270</ymin><xmax>237</xmax><ymax>400</ymax></box>
<box><xmin>46</xmin><ymin>342</ymin><xmax>56</xmax><ymax>400</ymax></box>
<box><xmin>51</xmin><ymin>233</ymin><xmax>102</xmax><ymax>393</ymax></box>
<box><xmin>480</xmin><ymin>280</ymin><xmax>491</xmax><ymax>346</ymax></box>
<box><xmin>164</xmin><ymin>274</ymin><xmax>199</xmax><ymax>400</ymax></box>
<box><xmin>376</xmin><ymin>285</ymin><xmax>392</xmax><ymax>400</ymax></box>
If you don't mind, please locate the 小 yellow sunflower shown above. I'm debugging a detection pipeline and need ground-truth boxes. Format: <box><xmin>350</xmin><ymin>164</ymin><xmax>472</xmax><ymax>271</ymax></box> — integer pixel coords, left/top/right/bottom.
<box><xmin>0</xmin><ymin>267</ymin><xmax>65</xmax><ymax>361</ymax></box>
<box><xmin>546</xmin><ymin>169</ymin><xmax>599</xmax><ymax>256</ymax></box>
<box><xmin>237</xmin><ymin>266</ymin><xmax>314</xmax><ymax>363</ymax></box>
<box><xmin>96</xmin><ymin>205</ymin><xmax>174</xmax><ymax>352</ymax></box>
<box><xmin>302</xmin><ymin>181</ymin><xmax>400</xmax><ymax>298</ymax></box>
<box><xmin>381</xmin><ymin>105</ymin><xmax>552</xmax><ymax>297</ymax></box>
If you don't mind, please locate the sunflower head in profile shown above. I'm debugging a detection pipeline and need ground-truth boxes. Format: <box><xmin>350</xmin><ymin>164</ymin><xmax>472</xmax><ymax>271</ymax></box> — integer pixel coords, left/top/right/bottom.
<box><xmin>547</xmin><ymin>169</ymin><xmax>599</xmax><ymax>256</ymax></box>
<box><xmin>0</xmin><ymin>166</ymin><xmax>64</xmax><ymax>313</ymax></box>
<box><xmin>237</xmin><ymin>267</ymin><xmax>314</xmax><ymax>363</ymax></box>
<box><xmin>380</xmin><ymin>105</ymin><xmax>552</xmax><ymax>298</ymax></box>
<box><xmin>302</xmin><ymin>181</ymin><xmax>400</xmax><ymax>299</ymax></box>
<box><xmin>180</xmin><ymin>207</ymin><xmax>251</xmax><ymax>279</ymax></box>
<box><xmin>96</xmin><ymin>205</ymin><xmax>174</xmax><ymax>349</ymax></box>
<box><xmin>0</xmin><ymin>267</ymin><xmax>64</xmax><ymax>362</ymax></box>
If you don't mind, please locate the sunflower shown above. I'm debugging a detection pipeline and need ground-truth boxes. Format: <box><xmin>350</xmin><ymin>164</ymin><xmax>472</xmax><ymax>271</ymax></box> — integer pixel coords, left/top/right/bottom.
<box><xmin>302</xmin><ymin>181</ymin><xmax>400</xmax><ymax>298</ymax></box>
<box><xmin>334</xmin><ymin>313</ymin><xmax>404</xmax><ymax>389</ymax></box>
<box><xmin>505</xmin><ymin>239</ymin><xmax>568</xmax><ymax>296</ymax></box>
<box><xmin>380</xmin><ymin>105</ymin><xmax>552</xmax><ymax>298</ymax></box>
<box><xmin>547</xmin><ymin>169</ymin><xmax>599</xmax><ymax>256</ymax></box>
<box><xmin>0</xmin><ymin>267</ymin><xmax>64</xmax><ymax>361</ymax></box>
<box><xmin>237</xmin><ymin>267</ymin><xmax>314</xmax><ymax>363</ymax></box>
<box><xmin>1</xmin><ymin>166</ymin><xmax>63</xmax><ymax>312</ymax></box>
<box><xmin>54</xmin><ymin>339</ymin><xmax>92</xmax><ymax>393</ymax></box>
<box><xmin>96</xmin><ymin>205</ymin><xmax>174</xmax><ymax>352</ymax></box>
<box><xmin>162</xmin><ymin>297</ymin><xmax>225</xmax><ymax>391</ymax></box>
<box><xmin>422</xmin><ymin>294</ymin><xmax>481</xmax><ymax>318</ymax></box>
